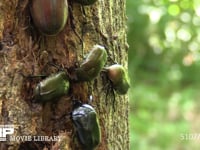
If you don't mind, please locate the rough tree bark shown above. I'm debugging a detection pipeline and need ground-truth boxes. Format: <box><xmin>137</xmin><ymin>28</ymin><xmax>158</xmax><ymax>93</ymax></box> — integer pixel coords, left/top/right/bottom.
<box><xmin>0</xmin><ymin>0</ymin><xmax>129</xmax><ymax>150</ymax></box>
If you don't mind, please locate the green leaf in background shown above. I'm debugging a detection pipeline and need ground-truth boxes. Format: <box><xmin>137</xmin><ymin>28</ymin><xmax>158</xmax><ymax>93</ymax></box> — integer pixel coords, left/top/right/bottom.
<box><xmin>127</xmin><ymin>0</ymin><xmax>200</xmax><ymax>149</ymax></box>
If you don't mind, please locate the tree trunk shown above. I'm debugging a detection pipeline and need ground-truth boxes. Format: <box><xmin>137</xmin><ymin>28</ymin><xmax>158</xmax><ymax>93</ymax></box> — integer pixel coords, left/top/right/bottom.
<box><xmin>0</xmin><ymin>0</ymin><xmax>129</xmax><ymax>150</ymax></box>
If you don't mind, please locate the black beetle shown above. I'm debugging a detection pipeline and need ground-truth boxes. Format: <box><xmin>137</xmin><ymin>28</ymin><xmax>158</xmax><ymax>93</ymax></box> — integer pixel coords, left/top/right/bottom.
<box><xmin>30</xmin><ymin>0</ymin><xmax>68</xmax><ymax>36</ymax></box>
<box><xmin>71</xmin><ymin>100</ymin><xmax>101</xmax><ymax>150</ymax></box>
<box><xmin>34</xmin><ymin>71</ymin><xmax>70</xmax><ymax>102</ymax></box>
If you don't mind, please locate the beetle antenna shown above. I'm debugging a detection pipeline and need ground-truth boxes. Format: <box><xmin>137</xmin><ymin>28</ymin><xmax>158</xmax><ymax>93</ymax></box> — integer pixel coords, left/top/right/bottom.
<box><xmin>19</xmin><ymin>72</ymin><xmax>47</xmax><ymax>79</ymax></box>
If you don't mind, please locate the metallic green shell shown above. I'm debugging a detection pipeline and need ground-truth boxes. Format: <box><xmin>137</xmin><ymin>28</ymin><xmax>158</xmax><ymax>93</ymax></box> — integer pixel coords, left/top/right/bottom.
<box><xmin>34</xmin><ymin>72</ymin><xmax>70</xmax><ymax>102</ymax></box>
<box><xmin>106</xmin><ymin>64</ymin><xmax>130</xmax><ymax>95</ymax></box>
<box><xmin>75</xmin><ymin>45</ymin><xmax>107</xmax><ymax>81</ymax></box>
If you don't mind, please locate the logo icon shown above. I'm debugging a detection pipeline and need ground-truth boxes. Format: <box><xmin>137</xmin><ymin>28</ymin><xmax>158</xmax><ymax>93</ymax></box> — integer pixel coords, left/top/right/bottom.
<box><xmin>0</xmin><ymin>125</ymin><xmax>14</xmax><ymax>141</ymax></box>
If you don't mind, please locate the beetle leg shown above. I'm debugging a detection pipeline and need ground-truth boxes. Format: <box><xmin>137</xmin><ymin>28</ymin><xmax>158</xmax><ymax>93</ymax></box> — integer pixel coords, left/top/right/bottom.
<box><xmin>19</xmin><ymin>72</ymin><xmax>47</xmax><ymax>79</ymax></box>
<box><xmin>46</xmin><ymin>62</ymin><xmax>64</xmax><ymax>72</ymax></box>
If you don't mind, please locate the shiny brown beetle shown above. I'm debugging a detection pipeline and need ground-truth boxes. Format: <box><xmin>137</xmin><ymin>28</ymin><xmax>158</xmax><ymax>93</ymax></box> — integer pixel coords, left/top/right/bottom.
<box><xmin>30</xmin><ymin>0</ymin><xmax>68</xmax><ymax>36</ymax></box>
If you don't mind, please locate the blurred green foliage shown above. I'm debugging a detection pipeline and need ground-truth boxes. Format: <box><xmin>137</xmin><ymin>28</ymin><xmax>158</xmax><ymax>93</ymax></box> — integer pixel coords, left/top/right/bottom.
<box><xmin>127</xmin><ymin>0</ymin><xmax>200</xmax><ymax>149</ymax></box>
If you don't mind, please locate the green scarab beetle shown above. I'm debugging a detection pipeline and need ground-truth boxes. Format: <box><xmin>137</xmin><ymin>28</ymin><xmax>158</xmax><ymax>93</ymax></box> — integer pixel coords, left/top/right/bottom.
<box><xmin>30</xmin><ymin>0</ymin><xmax>68</xmax><ymax>36</ymax></box>
<box><xmin>105</xmin><ymin>64</ymin><xmax>130</xmax><ymax>95</ymax></box>
<box><xmin>34</xmin><ymin>71</ymin><xmax>70</xmax><ymax>102</ymax></box>
<box><xmin>71</xmin><ymin>101</ymin><xmax>101</xmax><ymax>150</ymax></box>
<box><xmin>75</xmin><ymin>45</ymin><xmax>107</xmax><ymax>81</ymax></box>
